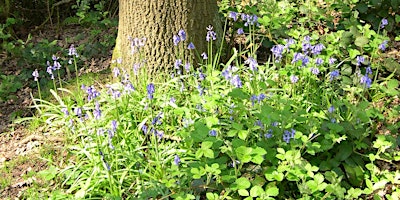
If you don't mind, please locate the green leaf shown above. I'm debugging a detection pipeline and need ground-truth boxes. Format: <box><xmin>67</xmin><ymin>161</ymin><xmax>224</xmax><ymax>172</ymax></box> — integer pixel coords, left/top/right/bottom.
<box><xmin>250</xmin><ymin>185</ymin><xmax>264</xmax><ymax>197</ymax></box>
<box><xmin>38</xmin><ymin>165</ymin><xmax>58</xmax><ymax>181</ymax></box>
<box><xmin>203</xmin><ymin>149</ymin><xmax>214</xmax><ymax>158</ymax></box>
<box><xmin>355</xmin><ymin>36</ymin><xmax>369</xmax><ymax>47</ymax></box>
<box><xmin>236</xmin><ymin>177</ymin><xmax>251</xmax><ymax>189</ymax></box>
<box><xmin>348</xmin><ymin>49</ymin><xmax>360</xmax><ymax>59</ymax></box>
<box><xmin>334</xmin><ymin>141</ymin><xmax>353</xmax><ymax>161</ymax></box>
<box><xmin>236</xmin><ymin>146</ymin><xmax>252</xmax><ymax>163</ymax></box>
<box><xmin>265</xmin><ymin>186</ymin><xmax>279</xmax><ymax>197</ymax></box>
<box><xmin>228</xmin><ymin>88</ymin><xmax>249</xmax><ymax>100</ymax></box>
<box><xmin>192</xmin><ymin>122</ymin><xmax>209</xmax><ymax>142</ymax></box>
<box><xmin>205</xmin><ymin>116</ymin><xmax>219</xmax><ymax>128</ymax></box>
<box><xmin>238</xmin><ymin>189</ymin><xmax>249</xmax><ymax>196</ymax></box>
<box><xmin>238</xmin><ymin>130</ymin><xmax>249</xmax><ymax>140</ymax></box>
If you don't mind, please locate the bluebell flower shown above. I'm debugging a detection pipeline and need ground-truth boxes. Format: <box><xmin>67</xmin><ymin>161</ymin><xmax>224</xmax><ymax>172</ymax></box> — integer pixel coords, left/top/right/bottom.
<box><xmin>258</xmin><ymin>93</ymin><xmax>266</xmax><ymax>102</ymax></box>
<box><xmin>271</xmin><ymin>44</ymin><xmax>285</xmax><ymax>61</ymax></box>
<box><xmin>178</xmin><ymin>29</ymin><xmax>186</xmax><ymax>41</ymax></box>
<box><xmin>329</xmin><ymin>57</ymin><xmax>337</xmax><ymax>65</ymax></box>
<box><xmin>124</xmin><ymin>82</ymin><xmax>135</xmax><ymax>94</ymax></box>
<box><xmin>93</xmin><ymin>101</ymin><xmax>101</xmax><ymax>120</ymax></box>
<box><xmin>206</xmin><ymin>25</ymin><xmax>217</xmax><ymax>42</ymax></box>
<box><xmin>174</xmin><ymin>59</ymin><xmax>182</xmax><ymax>70</ymax></box>
<box><xmin>74</xmin><ymin>107</ymin><xmax>82</xmax><ymax>118</ymax></box>
<box><xmin>360</xmin><ymin>74</ymin><xmax>372</xmax><ymax>88</ymax></box>
<box><xmin>111</xmin><ymin>120</ymin><xmax>118</xmax><ymax>133</ymax></box>
<box><xmin>151</xmin><ymin>112</ymin><xmax>163</xmax><ymax>125</ymax></box>
<box><xmin>264</xmin><ymin>129</ymin><xmax>273</xmax><ymax>138</ymax></box>
<box><xmin>182</xmin><ymin>118</ymin><xmax>194</xmax><ymax>128</ymax></box>
<box><xmin>174</xmin><ymin>155</ymin><xmax>181</xmax><ymax>165</ymax></box>
<box><xmin>328</xmin><ymin>106</ymin><xmax>335</xmax><ymax>113</ymax></box>
<box><xmin>68</xmin><ymin>44</ymin><xmax>78</xmax><ymax>57</ymax></box>
<box><xmin>97</xmin><ymin>128</ymin><xmax>104</xmax><ymax>136</ymax></box>
<box><xmin>356</xmin><ymin>56</ymin><xmax>365</xmax><ymax>66</ymax></box>
<box><xmin>201</xmin><ymin>52</ymin><xmax>208</xmax><ymax>60</ymax></box>
<box><xmin>231</xmin><ymin>75</ymin><xmax>242</xmax><ymax>88</ymax></box>
<box><xmin>310</xmin><ymin>67</ymin><xmax>320</xmax><ymax>75</ymax></box>
<box><xmin>245</xmin><ymin>57</ymin><xmax>258</xmax><ymax>71</ymax></box>
<box><xmin>290</xmin><ymin>75</ymin><xmax>299</xmax><ymax>84</ymax></box>
<box><xmin>147</xmin><ymin>83</ymin><xmax>155</xmax><ymax>100</ymax></box>
<box><xmin>173</xmin><ymin>35</ymin><xmax>180</xmax><ymax>46</ymax></box>
<box><xmin>229</xmin><ymin>11</ymin><xmax>238</xmax><ymax>21</ymax></box>
<box><xmin>379</xmin><ymin>40</ymin><xmax>388</xmax><ymax>51</ymax></box>
<box><xmin>237</xmin><ymin>28</ymin><xmax>244</xmax><ymax>35</ymax></box>
<box><xmin>311</xmin><ymin>43</ymin><xmax>325</xmax><ymax>55</ymax></box>
<box><xmin>113</xmin><ymin>67</ymin><xmax>120</xmax><ymax>77</ymax></box>
<box><xmin>32</xmin><ymin>69</ymin><xmax>39</xmax><ymax>81</ymax></box>
<box><xmin>330</xmin><ymin>70</ymin><xmax>340</xmax><ymax>81</ymax></box>
<box><xmin>188</xmin><ymin>42</ymin><xmax>195</xmax><ymax>50</ymax></box>
<box><xmin>250</xmin><ymin>95</ymin><xmax>258</xmax><ymax>106</ymax></box>
<box><xmin>284</xmin><ymin>38</ymin><xmax>295</xmax><ymax>49</ymax></box>
<box><xmin>209</xmin><ymin>129</ymin><xmax>217</xmax><ymax>136</ymax></box>
<box><xmin>142</xmin><ymin>125</ymin><xmax>148</xmax><ymax>134</ymax></box>
<box><xmin>366</xmin><ymin>66</ymin><xmax>372</xmax><ymax>75</ymax></box>
<box><xmin>170</xmin><ymin>97</ymin><xmax>176</xmax><ymax>104</ymax></box>
<box><xmin>315</xmin><ymin>58</ymin><xmax>323</xmax><ymax>66</ymax></box>
<box><xmin>380</xmin><ymin>18</ymin><xmax>388</xmax><ymax>29</ymax></box>
<box><xmin>255</xmin><ymin>120</ymin><xmax>264</xmax><ymax>129</ymax></box>
<box><xmin>292</xmin><ymin>53</ymin><xmax>304</xmax><ymax>64</ymax></box>
<box><xmin>301</xmin><ymin>56</ymin><xmax>310</xmax><ymax>66</ymax></box>
<box><xmin>283</xmin><ymin>129</ymin><xmax>296</xmax><ymax>143</ymax></box>
<box><xmin>271</xmin><ymin>122</ymin><xmax>279</xmax><ymax>127</ymax></box>
<box><xmin>61</xmin><ymin>108</ymin><xmax>69</xmax><ymax>116</ymax></box>
<box><xmin>184</xmin><ymin>62</ymin><xmax>190</xmax><ymax>72</ymax></box>
<box><xmin>85</xmin><ymin>85</ymin><xmax>100</xmax><ymax>101</ymax></box>
<box><xmin>199</xmin><ymin>71</ymin><xmax>206</xmax><ymax>81</ymax></box>
<box><xmin>156</xmin><ymin>130</ymin><xmax>164</xmax><ymax>140</ymax></box>
<box><xmin>197</xmin><ymin>85</ymin><xmax>204</xmax><ymax>96</ymax></box>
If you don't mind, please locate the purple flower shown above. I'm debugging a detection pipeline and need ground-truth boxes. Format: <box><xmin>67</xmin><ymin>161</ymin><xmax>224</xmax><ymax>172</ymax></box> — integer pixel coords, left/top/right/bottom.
<box><xmin>284</xmin><ymin>38</ymin><xmax>295</xmax><ymax>49</ymax></box>
<box><xmin>151</xmin><ymin>112</ymin><xmax>163</xmax><ymax>125</ymax></box>
<box><xmin>68</xmin><ymin>44</ymin><xmax>78</xmax><ymax>57</ymax></box>
<box><xmin>302</xmin><ymin>42</ymin><xmax>312</xmax><ymax>54</ymax></box>
<box><xmin>201</xmin><ymin>52</ymin><xmax>208</xmax><ymax>60</ymax></box>
<box><xmin>155</xmin><ymin>130</ymin><xmax>164</xmax><ymax>140</ymax></box>
<box><xmin>311</xmin><ymin>44</ymin><xmax>325</xmax><ymax>55</ymax></box>
<box><xmin>292</xmin><ymin>53</ymin><xmax>304</xmax><ymax>64</ymax></box>
<box><xmin>206</xmin><ymin>25</ymin><xmax>217</xmax><ymax>42</ymax></box>
<box><xmin>174</xmin><ymin>155</ymin><xmax>181</xmax><ymax>165</ymax></box>
<box><xmin>170</xmin><ymin>97</ymin><xmax>176</xmax><ymax>103</ymax></box>
<box><xmin>237</xmin><ymin>28</ymin><xmax>244</xmax><ymax>35</ymax></box>
<box><xmin>283</xmin><ymin>129</ymin><xmax>296</xmax><ymax>143</ymax></box>
<box><xmin>111</xmin><ymin>120</ymin><xmax>118</xmax><ymax>133</ymax></box>
<box><xmin>147</xmin><ymin>83</ymin><xmax>155</xmax><ymax>100</ymax></box>
<box><xmin>178</xmin><ymin>29</ymin><xmax>186</xmax><ymax>41</ymax></box>
<box><xmin>124</xmin><ymin>82</ymin><xmax>135</xmax><ymax>93</ymax></box>
<box><xmin>188</xmin><ymin>42</ymin><xmax>195</xmax><ymax>50</ymax></box>
<box><xmin>250</xmin><ymin>95</ymin><xmax>258</xmax><ymax>106</ymax></box>
<box><xmin>271</xmin><ymin>44</ymin><xmax>285</xmax><ymax>61</ymax></box>
<box><xmin>330</xmin><ymin>70</ymin><xmax>340</xmax><ymax>81</ymax></box>
<box><xmin>366</xmin><ymin>66</ymin><xmax>372</xmax><ymax>75</ymax></box>
<box><xmin>290</xmin><ymin>75</ymin><xmax>299</xmax><ymax>83</ymax></box>
<box><xmin>245</xmin><ymin>57</ymin><xmax>258</xmax><ymax>71</ymax></box>
<box><xmin>93</xmin><ymin>101</ymin><xmax>101</xmax><ymax>120</ymax></box>
<box><xmin>255</xmin><ymin>120</ymin><xmax>264</xmax><ymax>129</ymax></box>
<box><xmin>85</xmin><ymin>85</ymin><xmax>100</xmax><ymax>101</ymax></box>
<box><xmin>258</xmin><ymin>93</ymin><xmax>266</xmax><ymax>102</ymax></box>
<box><xmin>356</xmin><ymin>56</ymin><xmax>365</xmax><ymax>66</ymax></box>
<box><xmin>315</xmin><ymin>58</ymin><xmax>323</xmax><ymax>66</ymax></box>
<box><xmin>229</xmin><ymin>11</ymin><xmax>238</xmax><ymax>21</ymax></box>
<box><xmin>142</xmin><ymin>125</ymin><xmax>148</xmax><ymax>134</ymax></box>
<box><xmin>328</xmin><ymin>106</ymin><xmax>335</xmax><ymax>113</ymax></box>
<box><xmin>231</xmin><ymin>75</ymin><xmax>242</xmax><ymax>88</ymax></box>
<box><xmin>360</xmin><ymin>74</ymin><xmax>372</xmax><ymax>88</ymax></box>
<box><xmin>380</xmin><ymin>18</ymin><xmax>388</xmax><ymax>29</ymax></box>
<box><xmin>310</xmin><ymin>67</ymin><xmax>320</xmax><ymax>75</ymax></box>
<box><xmin>113</xmin><ymin>67</ymin><xmax>120</xmax><ymax>77</ymax></box>
<box><xmin>61</xmin><ymin>107</ymin><xmax>69</xmax><ymax>116</ymax></box>
<box><xmin>32</xmin><ymin>69</ymin><xmax>39</xmax><ymax>81</ymax></box>
<box><xmin>209</xmin><ymin>129</ymin><xmax>217</xmax><ymax>136</ymax></box>
<box><xmin>173</xmin><ymin>35</ymin><xmax>180</xmax><ymax>46</ymax></box>
<box><xmin>184</xmin><ymin>62</ymin><xmax>190</xmax><ymax>72</ymax></box>
<box><xmin>329</xmin><ymin>57</ymin><xmax>337</xmax><ymax>65</ymax></box>
<box><xmin>174</xmin><ymin>59</ymin><xmax>182</xmax><ymax>69</ymax></box>
<box><xmin>379</xmin><ymin>40</ymin><xmax>388</xmax><ymax>51</ymax></box>
<box><xmin>301</xmin><ymin>56</ymin><xmax>310</xmax><ymax>66</ymax></box>
<box><xmin>74</xmin><ymin>107</ymin><xmax>82</xmax><ymax>118</ymax></box>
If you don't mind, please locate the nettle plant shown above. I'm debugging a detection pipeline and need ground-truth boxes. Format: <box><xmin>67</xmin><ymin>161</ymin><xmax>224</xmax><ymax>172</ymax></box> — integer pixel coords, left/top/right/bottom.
<box><xmin>28</xmin><ymin>8</ymin><xmax>400</xmax><ymax>200</ymax></box>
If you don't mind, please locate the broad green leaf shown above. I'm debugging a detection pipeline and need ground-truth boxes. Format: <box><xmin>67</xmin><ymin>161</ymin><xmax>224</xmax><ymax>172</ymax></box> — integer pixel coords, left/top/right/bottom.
<box><xmin>228</xmin><ymin>88</ymin><xmax>249</xmax><ymax>100</ymax></box>
<box><xmin>266</xmin><ymin>186</ymin><xmax>279</xmax><ymax>197</ymax></box>
<box><xmin>235</xmin><ymin>177</ymin><xmax>251</xmax><ymax>189</ymax></box>
<box><xmin>355</xmin><ymin>36</ymin><xmax>369</xmax><ymax>47</ymax></box>
<box><xmin>250</xmin><ymin>185</ymin><xmax>264</xmax><ymax>197</ymax></box>
<box><xmin>238</xmin><ymin>189</ymin><xmax>249</xmax><ymax>196</ymax></box>
<box><xmin>334</xmin><ymin>141</ymin><xmax>353</xmax><ymax>161</ymax></box>
<box><xmin>238</xmin><ymin>130</ymin><xmax>249</xmax><ymax>140</ymax></box>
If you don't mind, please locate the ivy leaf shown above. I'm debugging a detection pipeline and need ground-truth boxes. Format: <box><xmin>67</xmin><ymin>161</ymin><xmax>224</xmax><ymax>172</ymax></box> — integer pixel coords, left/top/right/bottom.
<box><xmin>354</xmin><ymin>36</ymin><xmax>369</xmax><ymax>47</ymax></box>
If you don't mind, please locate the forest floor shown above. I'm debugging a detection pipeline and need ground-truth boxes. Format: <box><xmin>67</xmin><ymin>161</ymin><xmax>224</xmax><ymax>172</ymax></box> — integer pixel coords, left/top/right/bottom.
<box><xmin>0</xmin><ymin>25</ymin><xmax>112</xmax><ymax>199</ymax></box>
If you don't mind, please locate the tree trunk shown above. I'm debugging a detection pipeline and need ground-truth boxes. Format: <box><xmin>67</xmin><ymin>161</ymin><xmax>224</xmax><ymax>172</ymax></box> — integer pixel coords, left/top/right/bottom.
<box><xmin>113</xmin><ymin>0</ymin><xmax>221</xmax><ymax>78</ymax></box>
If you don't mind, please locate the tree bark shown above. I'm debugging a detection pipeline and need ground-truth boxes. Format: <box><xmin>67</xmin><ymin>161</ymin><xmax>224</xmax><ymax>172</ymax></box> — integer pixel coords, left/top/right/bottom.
<box><xmin>113</xmin><ymin>0</ymin><xmax>221</xmax><ymax>78</ymax></box>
